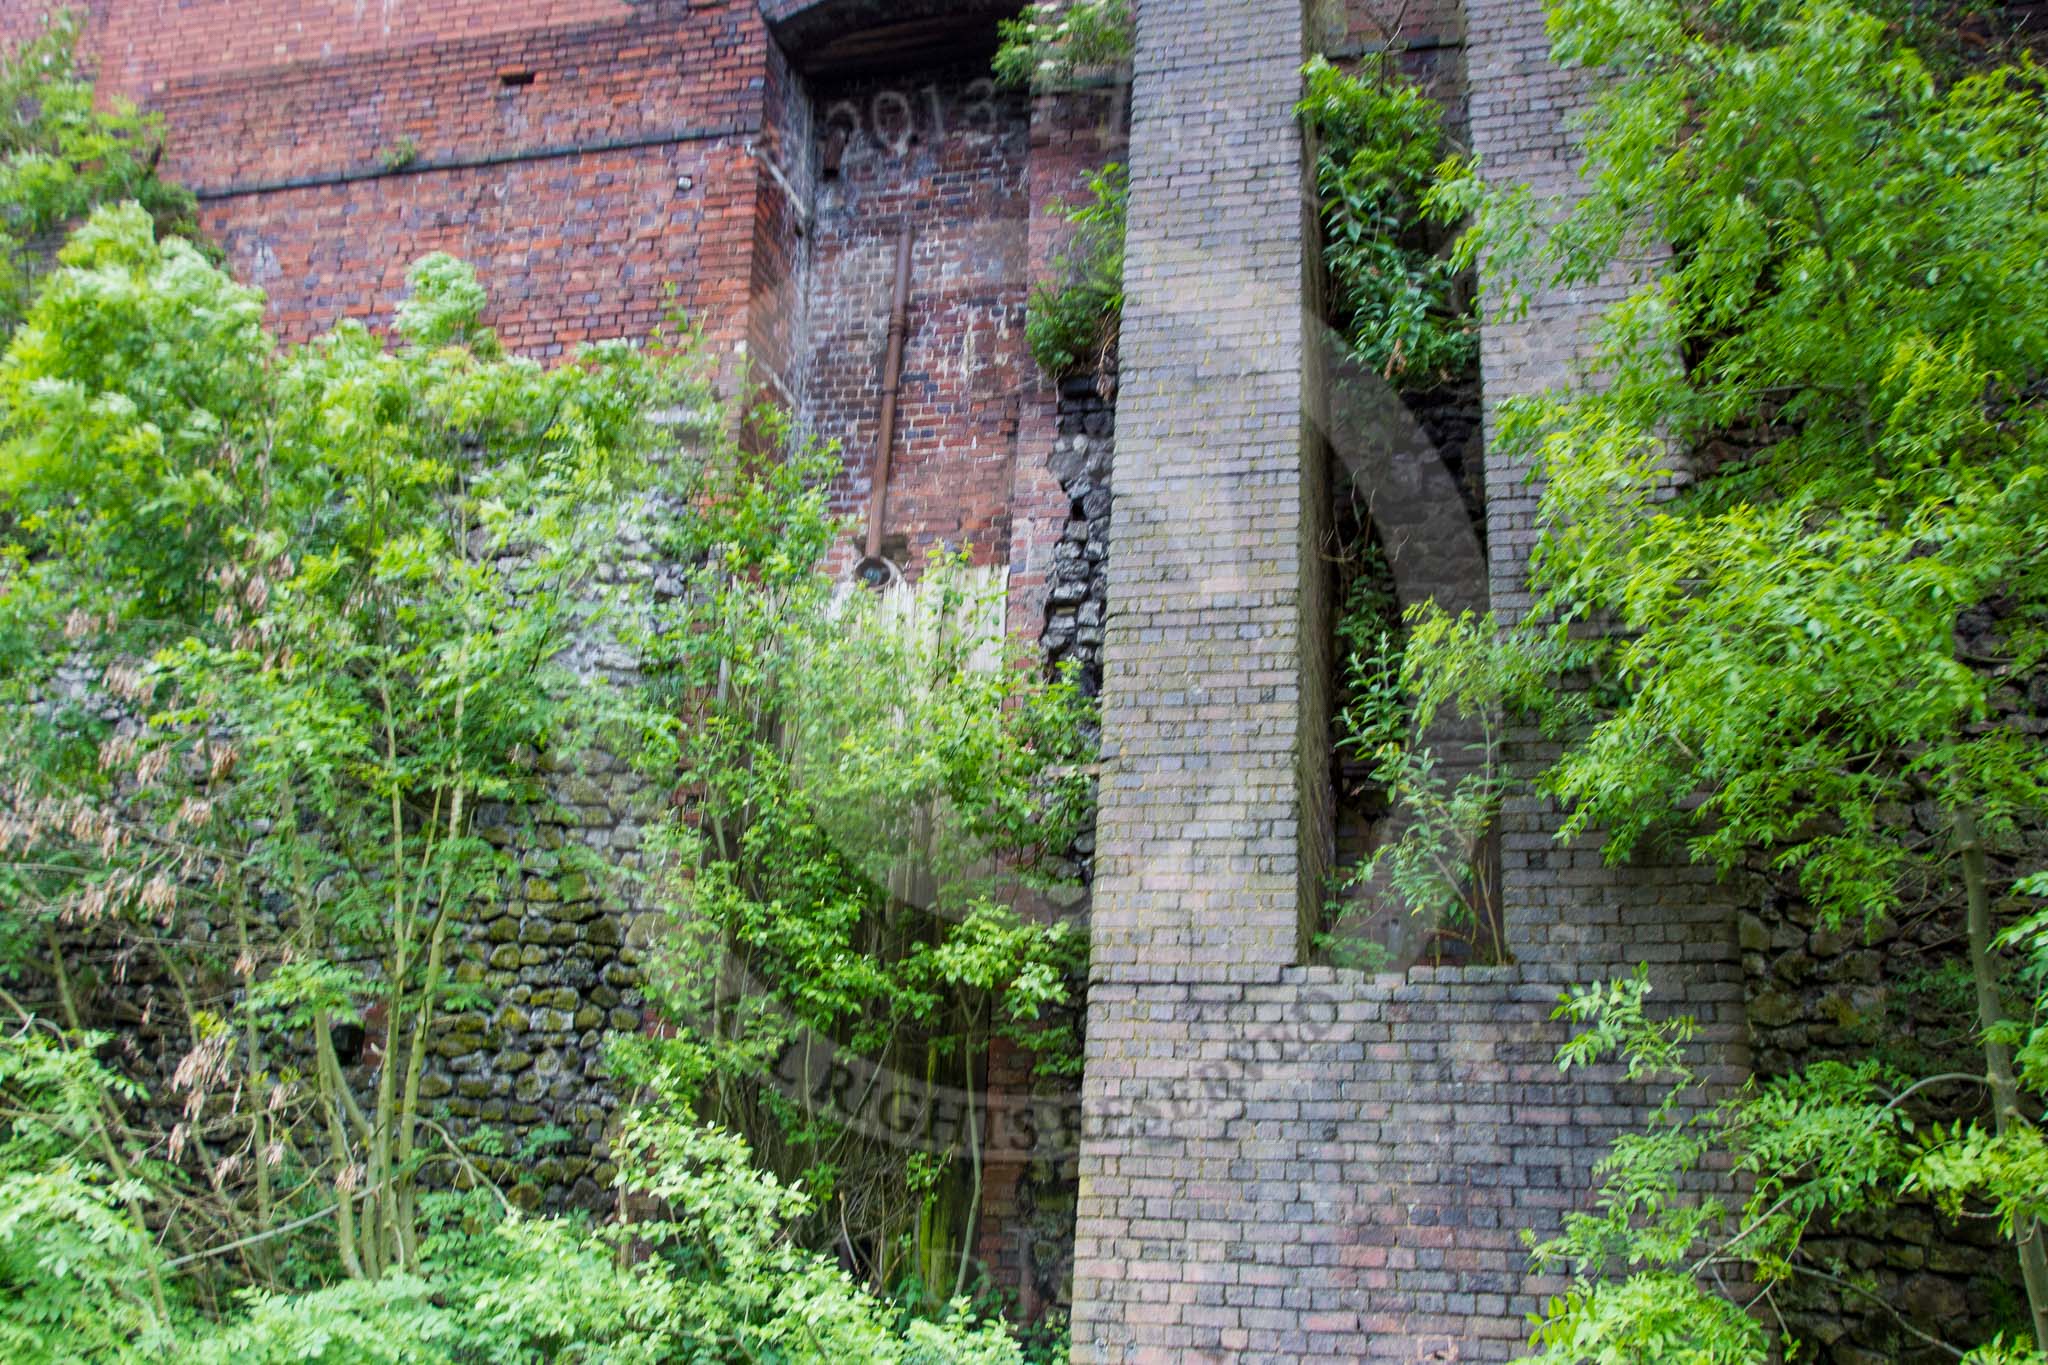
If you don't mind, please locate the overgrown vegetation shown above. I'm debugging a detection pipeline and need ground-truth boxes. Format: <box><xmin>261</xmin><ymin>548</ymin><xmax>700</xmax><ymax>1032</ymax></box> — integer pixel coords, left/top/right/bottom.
<box><xmin>621</xmin><ymin>445</ymin><xmax>1094</xmax><ymax>1303</ymax></box>
<box><xmin>1023</xmin><ymin>164</ymin><xmax>1126</xmax><ymax>384</ymax></box>
<box><xmin>992</xmin><ymin>0</ymin><xmax>1133</xmax><ymax>94</ymax></box>
<box><xmin>995</xmin><ymin>1</ymin><xmax>1133</xmax><ymax>384</ymax></box>
<box><xmin>1529</xmin><ymin>973</ymin><xmax>2048</xmax><ymax>1365</ymax></box>
<box><xmin>1299</xmin><ymin>54</ymin><xmax>1475</xmax><ymax>391</ymax></box>
<box><xmin>1376</xmin><ymin>0</ymin><xmax>2048</xmax><ymax>1353</ymax></box>
<box><xmin>0</xmin><ymin>10</ymin><xmax>204</xmax><ymax>333</ymax></box>
<box><xmin>1307</xmin><ymin>55</ymin><xmax>1492</xmax><ymax>967</ymax></box>
<box><xmin>0</xmin><ymin>21</ymin><xmax>1083</xmax><ymax>1357</ymax></box>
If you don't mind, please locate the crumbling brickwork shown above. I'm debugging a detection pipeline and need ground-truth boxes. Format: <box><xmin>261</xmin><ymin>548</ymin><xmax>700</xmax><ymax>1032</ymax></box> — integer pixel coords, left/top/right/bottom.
<box><xmin>801</xmin><ymin>64</ymin><xmax>1033</xmax><ymax>571</ymax></box>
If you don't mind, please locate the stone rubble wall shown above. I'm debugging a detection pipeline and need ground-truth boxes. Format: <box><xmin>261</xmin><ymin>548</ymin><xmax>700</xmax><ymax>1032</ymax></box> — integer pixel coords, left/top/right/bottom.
<box><xmin>1041</xmin><ymin>378</ymin><xmax>1117</xmax><ymax>706</ymax></box>
<box><xmin>442</xmin><ymin>420</ymin><xmax>707</xmax><ymax>1210</ymax></box>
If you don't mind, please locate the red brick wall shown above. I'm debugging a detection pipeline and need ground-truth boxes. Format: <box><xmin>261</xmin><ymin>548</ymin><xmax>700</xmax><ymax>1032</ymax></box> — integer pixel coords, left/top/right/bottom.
<box><xmin>144</xmin><ymin>2</ymin><xmax>759</xmax><ymax>193</ymax></box>
<box><xmin>121</xmin><ymin>0</ymin><xmax>769</xmax><ymax>358</ymax></box>
<box><xmin>1332</xmin><ymin>0</ymin><xmax>1470</xmax><ymax>124</ymax></box>
<box><xmin>801</xmin><ymin>64</ymin><xmax>1033</xmax><ymax>573</ymax></box>
<box><xmin>746</xmin><ymin>37</ymin><xmax>814</xmax><ymax>405</ymax></box>
<box><xmin>86</xmin><ymin>0</ymin><xmax>635</xmax><ymax>99</ymax></box>
<box><xmin>196</xmin><ymin>145</ymin><xmax>742</xmax><ymax>356</ymax></box>
<box><xmin>1</xmin><ymin>7</ymin><xmax>54</xmax><ymax>54</ymax></box>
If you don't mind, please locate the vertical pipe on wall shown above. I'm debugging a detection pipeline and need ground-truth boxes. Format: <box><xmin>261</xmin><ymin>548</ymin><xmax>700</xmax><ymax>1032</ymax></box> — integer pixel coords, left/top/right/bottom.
<box><xmin>858</xmin><ymin>228</ymin><xmax>915</xmax><ymax>587</ymax></box>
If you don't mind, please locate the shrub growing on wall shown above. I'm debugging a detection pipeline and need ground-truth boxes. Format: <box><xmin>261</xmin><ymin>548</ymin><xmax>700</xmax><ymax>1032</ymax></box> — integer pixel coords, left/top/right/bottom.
<box><xmin>1298</xmin><ymin>54</ymin><xmax>1475</xmax><ymax>392</ymax></box>
<box><xmin>992</xmin><ymin>0</ymin><xmax>1133</xmax><ymax>94</ymax></box>
<box><xmin>1023</xmin><ymin>163</ymin><xmax>1127</xmax><ymax>384</ymax></box>
<box><xmin>0</xmin><ymin>11</ymin><xmax>206</xmax><ymax>334</ymax></box>
<box><xmin>1399</xmin><ymin>0</ymin><xmax>2048</xmax><ymax>1353</ymax></box>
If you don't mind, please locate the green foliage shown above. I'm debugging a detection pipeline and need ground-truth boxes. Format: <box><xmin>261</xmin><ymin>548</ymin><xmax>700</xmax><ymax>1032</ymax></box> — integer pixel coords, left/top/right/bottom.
<box><xmin>997</xmin><ymin>1</ymin><xmax>1132</xmax><ymax>381</ymax></box>
<box><xmin>0</xmin><ymin>11</ymin><xmax>206</xmax><ymax>334</ymax></box>
<box><xmin>1388</xmin><ymin>0</ymin><xmax>2048</xmax><ymax>1349</ymax></box>
<box><xmin>1428</xmin><ymin>0</ymin><xmax>2048</xmax><ymax>919</ymax></box>
<box><xmin>1025</xmin><ymin>163</ymin><xmax>1127</xmax><ymax>382</ymax></box>
<box><xmin>992</xmin><ymin>0</ymin><xmax>1133</xmax><ymax>93</ymax></box>
<box><xmin>1325</xmin><ymin>579</ymin><xmax>1569</xmax><ymax>962</ymax></box>
<box><xmin>180</xmin><ymin>1089</ymin><xmax>1029</xmax><ymax>1364</ymax></box>
<box><xmin>630</xmin><ymin>456</ymin><xmax>1095</xmax><ymax>1296</ymax></box>
<box><xmin>1298</xmin><ymin>55</ymin><xmax>1475</xmax><ymax>389</ymax></box>
<box><xmin>0</xmin><ymin>1021</ymin><xmax>165</xmax><ymax>1362</ymax></box>
<box><xmin>0</xmin><ymin>24</ymin><xmax>1085</xmax><ymax>1347</ymax></box>
<box><xmin>0</xmin><ymin>1027</ymin><xmax>1030</xmax><ymax>1361</ymax></box>
<box><xmin>1519</xmin><ymin>973</ymin><xmax>1972</xmax><ymax>1364</ymax></box>
<box><xmin>0</xmin><ymin>201</ymin><xmax>695</xmax><ymax>1284</ymax></box>
<box><xmin>0</xmin><ymin>200</ymin><xmax>1069</xmax><ymax>1356</ymax></box>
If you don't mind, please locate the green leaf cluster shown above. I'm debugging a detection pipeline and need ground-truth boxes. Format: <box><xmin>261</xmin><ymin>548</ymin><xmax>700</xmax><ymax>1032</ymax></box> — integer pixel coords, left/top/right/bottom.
<box><xmin>1025</xmin><ymin>163</ymin><xmax>1127</xmax><ymax>383</ymax></box>
<box><xmin>1397</xmin><ymin>0</ymin><xmax>2048</xmax><ymax>1349</ymax></box>
<box><xmin>632</xmin><ymin>482</ymin><xmax>1096</xmax><ymax>1296</ymax></box>
<box><xmin>0</xmin><ymin>11</ymin><xmax>206</xmax><ymax>334</ymax></box>
<box><xmin>1299</xmin><ymin>55</ymin><xmax>1476</xmax><ymax>390</ymax></box>
<box><xmin>1521</xmin><ymin>974</ymin><xmax>2048</xmax><ymax>1364</ymax></box>
<box><xmin>992</xmin><ymin>0</ymin><xmax>1133</xmax><ymax>94</ymax></box>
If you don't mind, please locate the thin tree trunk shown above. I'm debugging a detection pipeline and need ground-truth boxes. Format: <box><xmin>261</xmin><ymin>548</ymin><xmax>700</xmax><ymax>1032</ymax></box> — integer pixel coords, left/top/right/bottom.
<box><xmin>1957</xmin><ymin>810</ymin><xmax>2048</xmax><ymax>1353</ymax></box>
<box><xmin>44</xmin><ymin>927</ymin><xmax>173</xmax><ymax>1326</ymax></box>
<box><xmin>372</xmin><ymin>682</ymin><xmax>408</xmax><ymax>1273</ymax></box>
<box><xmin>394</xmin><ymin>783</ymin><xmax>461</xmax><ymax>1270</ymax></box>
<box><xmin>233</xmin><ymin>890</ymin><xmax>274</xmax><ymax>1281</ymax></box>
<box><xmin>313</xmin><ymin>1011</ymin><xmax>366</xmax><ymax>1280</ymax></box>
<box><xmin>953</xmin><ymin>1037</ymin><xmax>982</xmax><ymax>1303</ymax></box>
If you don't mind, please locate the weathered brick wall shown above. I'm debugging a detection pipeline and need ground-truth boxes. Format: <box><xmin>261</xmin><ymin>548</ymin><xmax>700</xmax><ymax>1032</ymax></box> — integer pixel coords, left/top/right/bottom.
<box><xmin>84</xmin><ymin>0</ymin><xmax>634</xmax><ymax>100</ymax></box>
<box><xmin>1077</xmin><ymin>0</ymin><xmax>1322</xmax><ymax>987</ymax></box>
<box><xmin>800</xmin><ymin>63</ymin><xmax>1033</xmax><ymax>572</ymax></box>
<box><xmin>1003</xmin><ymin>73</ymin><xmax>1129</xmax><ymax>646</ymax></box>
<box><xmin>1068</xmin><ymin>0</ymin><xmax>1749</xmax><ymax>1359</ymax></box>
<box><xmin>748</xmin><ymin>36</ymin><xmax>815</xmax><ymax>406</ymax></box>
<box><xmin>109</xmin><ymin>0</ymin><xmax>770</xmax><ymax>365</ymax></box>
<box><xmin>18</xmin><ymin>0</ymin><xmax>1783</xmax><ymax>1343</ymax></box>
<box><xmin>0</xmin><ymin>6</ymin><xmax>49</xmax><ymax>53</ymax></box>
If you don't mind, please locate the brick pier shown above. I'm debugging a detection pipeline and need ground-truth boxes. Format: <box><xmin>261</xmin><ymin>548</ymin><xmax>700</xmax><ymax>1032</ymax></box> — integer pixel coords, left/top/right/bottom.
<box><xmin>1067</xmin><ymin>0</ymin><xmax>1747</xmax><ymax>1358</ymax></box>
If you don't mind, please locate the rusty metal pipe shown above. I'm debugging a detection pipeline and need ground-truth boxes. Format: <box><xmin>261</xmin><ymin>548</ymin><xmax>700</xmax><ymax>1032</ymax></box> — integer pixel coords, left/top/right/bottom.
<box><xmin>861</xmin><ymin>229</ymin><xmax>915</xmax><ymax>578</ymax></box>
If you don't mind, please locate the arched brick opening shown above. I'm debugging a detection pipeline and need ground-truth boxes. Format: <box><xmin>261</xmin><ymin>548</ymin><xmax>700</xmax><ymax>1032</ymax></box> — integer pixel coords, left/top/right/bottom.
<box><xmin>761</xmin><ymin>0</ymin><xmax>1022</xmax><ymax>77</ymax></box>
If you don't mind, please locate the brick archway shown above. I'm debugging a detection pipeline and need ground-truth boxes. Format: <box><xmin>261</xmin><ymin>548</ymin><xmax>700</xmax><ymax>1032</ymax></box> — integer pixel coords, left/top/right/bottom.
<box><xmin>760</xmin><ymin>0</ymin><xmax>1021</xmax><ymax>76</ymax></box>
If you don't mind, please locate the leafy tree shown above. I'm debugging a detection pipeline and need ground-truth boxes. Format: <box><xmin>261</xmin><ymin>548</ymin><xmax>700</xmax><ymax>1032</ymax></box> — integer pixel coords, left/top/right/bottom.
<box><xmin>1</xmin><ymin>203</ymin><xmax>689</xmax><ymax>1281</ymax></box>
<box><xmin>0</xmin><ymin>8</ymin><xmax>1079</xmax><ymax>1352</ymax></box>
<box><xmin>2</xmin><ymin>1028</ymin><xmax>1031</xmax><ymax>1361</ymax></box>
<box><xmin>1394</xmin><ymin>0</ymin><xmax>2048</xmax><ymax>1353</ymax></box>
<box><xmin>624</xmin><ymin>448</ymin><xmax>1096</xmax><ymax>1301</ymax></box>
<box><xmin>1298</xmin><ymin>55</ymin><xmax>1476</xmax><ymax>390</ymax></box>
<box><xmin>0</xmin><ymin>10</ymin><xmax>205</xmax><ymax>334</ymax></box>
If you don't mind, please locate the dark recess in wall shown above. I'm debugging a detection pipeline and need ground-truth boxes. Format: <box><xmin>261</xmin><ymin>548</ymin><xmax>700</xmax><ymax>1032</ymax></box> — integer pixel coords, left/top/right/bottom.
<box><xmin>764</xmin><ymin>0</ymin><xmax>1018</xmax><ymax>77</ymax></box>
